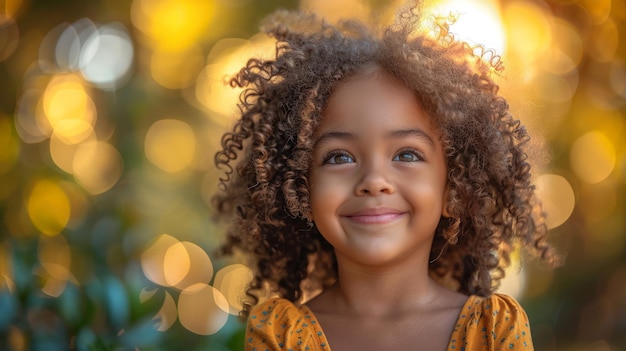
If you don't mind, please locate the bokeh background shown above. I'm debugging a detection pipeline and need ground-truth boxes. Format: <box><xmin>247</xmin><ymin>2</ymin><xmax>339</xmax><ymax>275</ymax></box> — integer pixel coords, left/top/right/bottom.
<box><xmin>0</xmin><ymin>0</ymin><xmax>624</xmax><ymax>350</ymax></box>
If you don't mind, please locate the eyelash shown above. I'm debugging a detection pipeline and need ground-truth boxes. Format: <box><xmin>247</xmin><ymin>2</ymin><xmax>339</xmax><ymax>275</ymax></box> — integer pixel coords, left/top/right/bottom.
<box><xmin>321</xmin><ymin>148</ymin><xmax>425</xmax><ymax>164</ymax></box>
<box><xmin>393</xmin><ymin>148</ymin><xmax>424</xmax><ymax>162</ymax></box>
<box><xmin>322</xmin><ymin>150</ymin><xmax>354</xmax><ymax>164</ymax></box>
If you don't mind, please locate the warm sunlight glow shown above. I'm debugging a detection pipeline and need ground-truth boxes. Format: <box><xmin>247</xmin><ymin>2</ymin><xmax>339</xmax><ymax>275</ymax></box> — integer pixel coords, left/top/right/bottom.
<box><xmin>195</xmin><ymin>35</ymin><xmax>275</xmax><ymax>123</ymax></box>
<box><xmin>130</xmin><ymin>0</ymin><xmax>215</xmax><ymax>51</ymax></box>
<box><xmin>430</xmin><ymin>0</ymin><xmax>506</xmax><ymax>54</ymax></box>
<box><xmin>535</xmin><ymin>174</ymin><xmax>576</xmax><ymax>229</ymax></box>
<box><xmin>141</xmin><ymin>234</ymin><xmax>180</xmax><ymax>287</ymax></box>
<box><xmin>72</xmin><ymin>140</ymin><xmax>123</xmax><ymax>194</ymax></box>
<box><xmin>213</xmin><ymin>264</ymin><xmax>253</xmax><ymax>315</ymax></box>
<box><xmin>41</xmin><ymin>74</ymin><xmax>97</xmax><ymax>144</ymax></box>
<box><xmin>27</xmin><ymin>179</ymin><xmax>71</xmax><ymax>236</ymax></box>
<box><xmin>503</xmin><ymin>1</ymin><xmax>552</xmax><ymax>64</ymax></box>
<box><xmin>144</xmin><ymin>119</ymin><xmax>196</xmax><ymax>173</ymax></box>
<box><xmin>178</xmin><ymin>283</ymin><xmax>229</xmax><ymax>335</ymax></box>
<box><xmin>570</xmin><ymin>131</ymin><xmax>616</xmax><ymax>184</ymax></box>
<box><xmin>171</xmin><ymin>241</ymin><xmax>213</xmax><ymax>290</ymax></box>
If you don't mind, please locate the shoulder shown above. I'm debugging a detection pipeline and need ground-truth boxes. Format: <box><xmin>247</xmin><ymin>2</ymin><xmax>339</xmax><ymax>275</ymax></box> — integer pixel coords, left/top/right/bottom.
<box><xmin>245</xmin><ymin>297</ymin><xmax>329</xmax><ymax>351</ymax></box>
<box><xmin>450</xmin><ymin>293</ymin><xmax>534</xmax><ymax>350</ymax></box>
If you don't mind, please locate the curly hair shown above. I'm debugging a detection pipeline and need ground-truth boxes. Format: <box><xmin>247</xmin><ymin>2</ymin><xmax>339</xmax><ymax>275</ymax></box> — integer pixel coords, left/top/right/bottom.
<box><xmin>212</xmin><ymin>1</ymin><xmax>557</xmax><ymax>319</ymax></box>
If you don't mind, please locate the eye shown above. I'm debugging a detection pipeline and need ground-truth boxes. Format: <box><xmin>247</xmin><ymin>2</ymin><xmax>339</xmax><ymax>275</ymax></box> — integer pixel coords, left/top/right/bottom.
<box><xmin>322</xmin><ymin>150</ymin><xmax>355</xmax><ymax>164</ymax></box>
<box><xmin>393</xmin><ymin>148</ymin><xmax>423</xmax><ymax>162</ymax></box>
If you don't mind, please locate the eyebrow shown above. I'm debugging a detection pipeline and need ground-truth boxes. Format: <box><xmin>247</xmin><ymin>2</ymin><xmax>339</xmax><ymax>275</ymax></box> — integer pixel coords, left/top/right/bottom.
<box><xmin>313</xmin><ymin>128</ymin><xmax>436</xmax><ymax>149</ymax></box>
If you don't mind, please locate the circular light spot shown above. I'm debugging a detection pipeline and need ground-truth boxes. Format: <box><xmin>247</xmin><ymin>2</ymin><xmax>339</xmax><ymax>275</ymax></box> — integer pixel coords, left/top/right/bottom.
<box><xmin>38</xmin><ymin>234</ymin><xmax>71</xmax><ymax>297</ymax></box>
<box><xmin>172</xmin><ymin>242</ymin><xmax>213</xmax><ymax>290</ymax></box>
<box><xmin>0</xmin><ymin>17</ymin><xmax>19</xmax><ymax>62</ymax></box>
<box><xmin>163</xmin><ymin>242</ymin><xmax>191</xmax><ymax>287</ymax></box>
<box><xmin>195</xmin><ymin>35</ymin><xmax>275</xmax><ymax>124</ymax></box>
<box><xmin>42</xmin><ymin>74</ymin><xmax>97</xmax><ymax>140</ymax></box>
<box><xmin>27</xmin><ymin>179</ymin><xmax>71</xmax><ymax>236</ymax></box>
<box><xmin>503</xmin><ymin>2</ymin><xmax>552</xmax><ymax>61</ymax></box>
<box><xmin>542</xmin><ymin>19</ymin><xmax>583</xmax><ymax>75</ymax></box>
<box><xmin>153</xmin><ymin>291</ymin><xmax>177</xmax><ymax>332</ymax></box>
<box><xmin>570</xmin><ymin>131</ymin><xmax>616</xmax><ymax>184</ymax></box>
<box><xmin>150</xmin><ymin>46</ymin><xmax>204</xmax><ymax>89</ymax></box>
<box><xmin>178</xmin><ymin>283</ymin><xmax>229</xmax><ymax>335</ymax></box>
<box><xmin>79</xmin><ymin>23</ymin><xmax>134</xmax><ymax>90</ymax></box>
<box><xmin>49</xmin><ymin>130</ymin><xmax>96</xmax><ymax>174</ymax></box>
<box><xmin>141</xmin><ymin>234</ymin><xmax>180</xmax><ymax>287</ymax></box>
<box><xmin>145</xmin><ymin>119</ymin><xmax>196</xmax><ymax>172</ymax></box>
<box><xmin>535</xmin><ymin>174</ymin><xmax>576</xmax><ymax>229</ymax></box>
<box><xmin>15</xmin><ymin>89</ymin><xmax>48</xmax><ymax>143</ymax></box>
<box><xmin>213</xmin><ymin>264</ymin><xmax>253</xmax><ymax>315</ymax></box>
<box><xmin>72</xmin><ymin>140</ymin><xmax>123</xmax><ymax>194</ymax></box>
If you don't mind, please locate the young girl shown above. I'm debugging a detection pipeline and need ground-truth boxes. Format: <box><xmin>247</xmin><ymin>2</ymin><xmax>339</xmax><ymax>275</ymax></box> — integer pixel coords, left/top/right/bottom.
<box><xmin>213</xmin><ymin>2</ymin><xmax>557</xmax><ymax>350</ymax></box>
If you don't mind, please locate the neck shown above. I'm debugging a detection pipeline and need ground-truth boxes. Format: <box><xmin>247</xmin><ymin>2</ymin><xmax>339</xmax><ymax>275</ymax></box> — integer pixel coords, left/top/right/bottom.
<box><xmin>329</xmin><ymin>255</ymin><xmax>439</xmax><ymax>317</ymax></box>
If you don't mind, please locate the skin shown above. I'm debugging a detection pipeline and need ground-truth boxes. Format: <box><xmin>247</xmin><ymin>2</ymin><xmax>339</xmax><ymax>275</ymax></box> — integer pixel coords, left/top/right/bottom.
<box><xmin>307</xmin><ymin>66</ymin><xmax>467</xmax><ymax>350</ymax></box>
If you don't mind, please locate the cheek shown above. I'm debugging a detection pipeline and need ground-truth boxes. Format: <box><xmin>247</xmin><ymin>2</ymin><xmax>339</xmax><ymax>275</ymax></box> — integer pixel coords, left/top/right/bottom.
<box><xmin>310</xmin><ymin>171</ymin><xmax>346</xmax><ymax>218</ymax></box>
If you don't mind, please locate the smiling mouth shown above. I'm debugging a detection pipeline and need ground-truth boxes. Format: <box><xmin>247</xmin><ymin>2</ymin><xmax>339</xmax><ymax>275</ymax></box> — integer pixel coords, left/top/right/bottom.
<box><xmin>343</xmin><ymin>208</ymin><xmax>406</xmax><ymax>225</ymax></box>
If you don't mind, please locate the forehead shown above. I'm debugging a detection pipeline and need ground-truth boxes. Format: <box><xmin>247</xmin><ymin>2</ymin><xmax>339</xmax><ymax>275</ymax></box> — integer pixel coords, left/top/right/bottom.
<box><xmin>317</xmin><ymin>67</ymin><xmax>440</xmax><ymax>138</ymax></box>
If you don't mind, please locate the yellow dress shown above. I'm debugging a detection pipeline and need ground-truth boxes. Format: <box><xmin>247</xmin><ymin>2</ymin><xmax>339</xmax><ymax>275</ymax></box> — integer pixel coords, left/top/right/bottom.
<box><xmin>245</xmin><ymin>293</ymin><xmax>534</xmax><ymax>351</ymax></box>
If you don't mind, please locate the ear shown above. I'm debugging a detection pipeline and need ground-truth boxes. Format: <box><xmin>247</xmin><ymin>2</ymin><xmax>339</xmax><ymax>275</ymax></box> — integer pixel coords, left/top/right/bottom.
<box><xmin>441</xmin><ymin>186</ymin><xmax>451</xmax><ymax>218</ymax></box>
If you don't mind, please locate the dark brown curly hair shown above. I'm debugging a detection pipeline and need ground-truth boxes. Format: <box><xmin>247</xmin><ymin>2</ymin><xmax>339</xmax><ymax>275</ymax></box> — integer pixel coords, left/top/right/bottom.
<box><xmin>212</xmin><ymin>1</ymin><xmax>557</xmax><ymax>319</ymax></box>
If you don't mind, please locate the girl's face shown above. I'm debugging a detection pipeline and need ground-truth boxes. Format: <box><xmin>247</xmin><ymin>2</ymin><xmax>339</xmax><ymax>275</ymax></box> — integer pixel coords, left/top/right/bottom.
<box><xmin>309</xmin><ymin>67</ymin><xmax>448</xmax><ymax>269</ymax></box>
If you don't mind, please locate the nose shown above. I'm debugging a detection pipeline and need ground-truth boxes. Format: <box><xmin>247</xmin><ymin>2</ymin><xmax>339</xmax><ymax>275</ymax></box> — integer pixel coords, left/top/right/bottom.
<box><xmin>355</xmin><ymin>162</ymin><xmax>395</xmax><ymax>196</ymax></box>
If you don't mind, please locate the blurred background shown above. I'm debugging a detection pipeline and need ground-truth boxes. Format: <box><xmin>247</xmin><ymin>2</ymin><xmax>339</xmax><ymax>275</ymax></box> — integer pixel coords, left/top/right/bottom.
<box><xmin>0</xmin><ymin>0</ymin><xmax>624</xmax><ymax>350</ymax></box>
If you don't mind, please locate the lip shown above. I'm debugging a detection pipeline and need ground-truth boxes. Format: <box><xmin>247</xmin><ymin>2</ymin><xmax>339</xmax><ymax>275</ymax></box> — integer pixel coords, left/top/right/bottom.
<box><xmin>342</xmin><ymin>207</ymin><xmax>406</xmax><ymax>225</ymax></box>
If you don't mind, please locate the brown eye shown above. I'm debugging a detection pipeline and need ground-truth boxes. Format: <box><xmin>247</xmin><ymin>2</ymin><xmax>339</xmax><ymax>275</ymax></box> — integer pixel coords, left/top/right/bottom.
<box><xmin>393</xmin><ymin>148</ymin><xmax>422</xmax><ymax>162</ymax></box>
<box><xmin>323</xmin><ymin>151</ymin><xmax>354</xmax><ymax>164</ymax></box>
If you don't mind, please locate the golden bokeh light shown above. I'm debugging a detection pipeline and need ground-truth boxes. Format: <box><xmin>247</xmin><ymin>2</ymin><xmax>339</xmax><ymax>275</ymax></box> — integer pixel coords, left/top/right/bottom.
<box><xmin>7</xmin><ymin>326</ymin><xmax>25</xmax><ymax>351</ymax></box>
<box><xmin>0</xmin><ymin>16</ymin><xmax>19</xmax><ymax>62</ymax></box>
<box><xmin>163</xmin><ymin>242</ymin><xmax>191</xmax><ymax>287</ymax></box>
<box><xmin>503</xmin><ymin>1</ymin><xmax>552</xmax><ymax>65</ymax></box>
<box><xmin>141</xmin><ymin>234</ymin><xmax>180</xmax><ymax>287</ymax></box>
<box><xmin>588</xmin><ymin>19</ymin><xmax>620</xmax><ymax>63</ymax></box>
<box><xmin>0</xmin><ymin>115</ymin><xmax>19</xmax><ymax>175</ymax></box>
<box><xmin>141</xmin><ymin>234</ymin><xmax>214</xmax><ymax>289</ymax></box>
<box><xmin>154</xmin><ymin>291</ymin><xmax>177</xmax><ymax>332</ymax></box>
<box><xmin>170</xmin><ymin>241</ymin><xmax>213</xmax><ymax>290</ymax></box>
<box><xmin>27</xmin><ymin>179</ymin><xmax>71</xmax><ymax>236</ymax></box>
<box><xmin>177</xmin><ymin>283</ymin><xmax>229</xmax><ymax>335</ymax></box>
<box><xmin>430</xmin><ymin>0</ymin><xmax>506</xmax><ymax>55</ymax></box>
<box><xmin>534</xmin><ymin>73</ymin><xmax>578</xmax><ymax>104</ymax></box>
<box><xmin>580</xmin><ymin>0</ymin><xmax>612</xmax><ymax>25</ymax></box>
<box><xmin>144</xmin><ymin>119</ymin><xmax>196</xmax><ymax>173</ymax></box>
<box><xmin>49</xmin><ymin>130</ymin><xmax>96</xmax><ymax>174</ymax></box>
<box><xmin>149</xmin><ymin>46</ymin><xmax>204</xmax><ymax>89</ymax></box>
<box><xmin>2</xmin><ymin>0</ymin><xmax>23</xmax><ymax>18</ymax></box>
<box><xmin>41</xmin><ymin>74</ymin><xmax>97</xmax><ymax>144</ymax></box>
<box><xmin>195</xmin><ymin>35</ymin><xmax>275</xmax><ymax>125</ymax></box>
<box><xmin>542</xmin><ymin>19</ymin><xmax>583</xmax><ymax>75</ymax></box>
<box><xmin>535</xmin><ymin>174</ymin><xmax>576</xmax><ymax>229</ymax></box>
<box><xmin>496</xmin><ymin>249</ymin><xmax>525</xmax><ymax>299</ymax></box>
<box><xmin>130</xmin><ymin>0</ymin><xmax>215</xmax><ymax>52</ymax></box>
<box><xmin>37</xmin><ymin>234</ymin><xmax>72</xmax><ymax>297</ymax></box>
<box><xmin>300</xmin><ymin>0</ymin><xmax>371</xmax><ymax>24</ymax></box>
<box><xmin>15</xmin><ymin>89</ymin><xmax>50</xmax><ymax>144</ymax></box>
<box><xmin>213</xmin><ymin>264</ymin><xmax>253</xmax><ymax>315</ymax></box>
<box><xmin>72</xmin><ymin>140</ymin><xmax>123</xmax><ymax>194</ymax></box>
<box><xmin>570</xmin><ymin>131</ymin><xmax>616</xmax><ymax>184</ymax></box>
